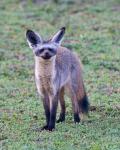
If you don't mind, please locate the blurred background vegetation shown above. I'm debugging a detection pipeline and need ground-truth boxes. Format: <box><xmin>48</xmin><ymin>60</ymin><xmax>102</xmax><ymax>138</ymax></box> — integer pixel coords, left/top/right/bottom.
<box><xmin>0</xmin><ymin>0</ymin><xmax>120</xmax><ymax>149</ymax></box>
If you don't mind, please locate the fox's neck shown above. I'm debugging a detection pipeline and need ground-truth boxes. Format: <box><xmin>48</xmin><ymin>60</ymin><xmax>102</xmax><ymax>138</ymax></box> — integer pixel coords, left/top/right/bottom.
<box><xmin>35</xmin><ymin>56</ymin><xmax>56</xmax><ymax>77</ymax></box>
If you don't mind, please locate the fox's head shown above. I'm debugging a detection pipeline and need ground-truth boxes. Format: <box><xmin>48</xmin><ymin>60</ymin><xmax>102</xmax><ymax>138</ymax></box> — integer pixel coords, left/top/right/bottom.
<box><xmin>26</xmin><ymin>27</ymin><xmax>65</xmax><ymax>60</ymax></box>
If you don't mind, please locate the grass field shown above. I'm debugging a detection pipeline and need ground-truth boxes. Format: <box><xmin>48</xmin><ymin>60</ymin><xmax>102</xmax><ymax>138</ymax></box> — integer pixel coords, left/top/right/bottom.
<box><xmin>0</xmin><ymin>0</ymin><xmax>120</xmax><ymax>149</ymax></box>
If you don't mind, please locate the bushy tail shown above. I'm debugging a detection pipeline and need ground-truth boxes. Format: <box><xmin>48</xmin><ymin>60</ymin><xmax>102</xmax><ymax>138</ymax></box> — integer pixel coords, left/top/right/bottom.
<box><xmin>79</xmin><ymin>94</ymin><xmax>89</xmax><ymax>114</ymax></box>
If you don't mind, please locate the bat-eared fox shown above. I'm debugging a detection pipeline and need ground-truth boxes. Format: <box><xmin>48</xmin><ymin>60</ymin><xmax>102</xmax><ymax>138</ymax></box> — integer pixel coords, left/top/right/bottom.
<box><xmin>26</xmin><ymin>27</ymin><xmax>89</xmax><ymax>131</ymax></box>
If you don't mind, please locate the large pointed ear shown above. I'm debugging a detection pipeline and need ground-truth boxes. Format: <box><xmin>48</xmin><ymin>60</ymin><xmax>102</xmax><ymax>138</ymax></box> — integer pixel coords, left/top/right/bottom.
<box><xmin>26</xmin><ymin>30</ymin><xmax>42</xmax><ymax>48</ymax></box>
<box><xmin>51</xmin><ymin>27</ymin><xmax>66</xmax><ymax>45</ymax></box>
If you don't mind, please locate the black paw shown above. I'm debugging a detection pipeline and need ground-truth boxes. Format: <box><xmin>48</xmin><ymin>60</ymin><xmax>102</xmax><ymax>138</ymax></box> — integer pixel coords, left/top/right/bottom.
<box><xmin>74</xmin><ymin>113</ymin><xmax>80</xmax><ymax>123</ymax></box>
<box><xmin>56</xmin><ymin>113</ymin><xmax>65</xmax><ymax>123</ymax></box>
<box><xmin>47</xmin><ymin>125</ymin><xmax>55</xmax><ymax>131</ymax></box>
<box><xmin>56</xmin><ymin>118</ymin><xmax>65</xmax><ymax>123</ymax></box>
<box><xmin>41</xmin><ymin>125</ymin><xmax>49</xmax><ymax>130</ymax></box>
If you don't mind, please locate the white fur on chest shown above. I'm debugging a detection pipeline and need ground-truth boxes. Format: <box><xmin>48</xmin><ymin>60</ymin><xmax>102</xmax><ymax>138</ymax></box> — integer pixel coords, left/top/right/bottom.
<box><xmin>34</xmin><ymin>56</ymin><xmax>56</xmax><ymax>97</ymax></box>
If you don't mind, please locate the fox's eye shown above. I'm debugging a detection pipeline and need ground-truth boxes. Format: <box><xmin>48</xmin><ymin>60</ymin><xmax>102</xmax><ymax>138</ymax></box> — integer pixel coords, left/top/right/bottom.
<box><xmin>48</xmin><ymin>48</ymin><xmax>53</xmax><ymax>51</ymax></box>
<box><xmin>39</xmin><ymin>48</ymin><xmax>44</xmax><ymax>53</ymax></box>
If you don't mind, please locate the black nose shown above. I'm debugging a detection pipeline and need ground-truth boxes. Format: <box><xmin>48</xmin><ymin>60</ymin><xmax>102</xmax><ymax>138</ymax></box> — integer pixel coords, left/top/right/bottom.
<box><xmin>45</xmin><ymin>52</ymin><xmax>49</xmax><ymax>57</ymax></box>
<box><xmin>42</xmin><ymin>52</ymin><xmax>51</xmax><ymax>59</ymax></box>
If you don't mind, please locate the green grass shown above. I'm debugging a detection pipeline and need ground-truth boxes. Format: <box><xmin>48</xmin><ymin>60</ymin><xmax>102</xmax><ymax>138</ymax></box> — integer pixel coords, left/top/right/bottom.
<box><xmin>0</xmin><ymin>0</ymin><xmax>120</xmax><ymax>149</ymax></box>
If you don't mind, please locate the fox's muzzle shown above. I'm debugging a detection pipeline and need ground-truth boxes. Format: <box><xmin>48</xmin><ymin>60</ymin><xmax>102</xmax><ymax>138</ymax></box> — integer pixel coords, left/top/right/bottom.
<box><xmin>41</xmin><ymin>52</ymin><xmax>52</xmax><ymax>59</ymax></box>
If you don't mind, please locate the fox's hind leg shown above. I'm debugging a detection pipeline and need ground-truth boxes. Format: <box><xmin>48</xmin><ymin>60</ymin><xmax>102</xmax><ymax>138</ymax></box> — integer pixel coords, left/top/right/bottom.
<box><xmin>68</xmin><ymin>83</ymin><xmax>80</xmax><ymax>123</ymax></box>
<box><xmin>57</xmin><ymin>87</ymin><xmax>65</xmax><ymax>123</ymax></box>
<box><xmin>71</xmin><ymin>92</ymin><xmax>80</xmax><ymax>123</ymax></box>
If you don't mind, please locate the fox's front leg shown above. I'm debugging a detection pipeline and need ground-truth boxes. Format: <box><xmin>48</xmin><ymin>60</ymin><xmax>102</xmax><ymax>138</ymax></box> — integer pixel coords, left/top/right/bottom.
<box><xmin>48</xmin><ymin>93</ymin><xmax>59</xmax><ymax>131</ymax></box>
<box><xmin>57</xmin><ymin>87</ymin><xmax>65</xmax><ymax>123</ymax></box>
<box><xmin>41</xmin><ymin>94</ymin><xmax>50</xmax><ymax>130</ymax></box>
